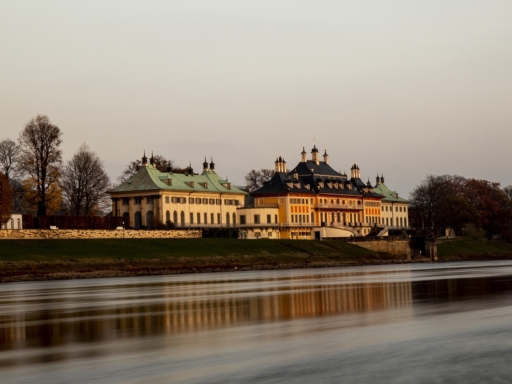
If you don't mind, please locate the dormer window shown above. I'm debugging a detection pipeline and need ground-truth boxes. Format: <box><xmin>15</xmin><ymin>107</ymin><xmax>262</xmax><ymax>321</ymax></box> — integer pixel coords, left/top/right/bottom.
<box><xmin>199</xmin><ymin>182</ymin><xmax>208</xmax><ymax>189</ymax></box>
<box><xmin>185</xmin><ymin>181</ymin><xmax>194</xmax><ymax>188</ymax></box>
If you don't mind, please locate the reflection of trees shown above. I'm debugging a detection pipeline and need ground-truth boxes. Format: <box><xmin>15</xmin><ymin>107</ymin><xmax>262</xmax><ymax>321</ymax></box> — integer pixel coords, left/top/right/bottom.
<box><xmin>0</xmin><ymin>279</ymin><xmax>413</xmax><ymax>363</ymax></box>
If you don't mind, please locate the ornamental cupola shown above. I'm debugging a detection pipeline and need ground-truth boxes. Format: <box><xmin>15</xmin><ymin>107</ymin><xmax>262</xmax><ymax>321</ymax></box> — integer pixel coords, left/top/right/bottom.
<box><xmin>188</xmin><ymin>162</ymin><xmax>194</xmax><ymax>175</ymax></box>
<box><xmin>210</xmin><ymin>157</ymin><xmax>215</xmax><ymax>172</ymax></box>
<box><xmin>301</xmin><ymin>146</ymin><xmax>307</xmax><ymax>162</ymax></box>
<box><xmin>323</xmin><ymin>148</ymin><xmax>329</xmax><ymax>164</ymax></box>
<box><xmin>274</xmin><ymin>157</ymin><xmax>280</xmax><ymax>173</ymax></box>
<box><xmin>367</xmin><ymin>179</ymin><xmax>372</xmax><ymax>187</ymax></box>
<box><xmin>350</xmin><ymin>163</ymin><xmax>361</xmax><ymax>179</ymax></box>
<box><xmin>381</xmin><ymin>175</ymin><xmax>385</xmax><ymax>184</ymax></box>
<box><xmin>311</xmin><ymin>145</ymin><xmax>320</xmax><ymax>165</ymax></box>
<box><xmin>376</xmin><ymin>174</ymin><xmax>380</xmax><ymax>185</ymax></box>
<box><xmin>203</xmin><ymin>157</ymin><xmax>209</xmax><ymax>172</ymax></box>
<box><xmin>149</xmin><ymin>151</ymin><xmax>155</xmax><ymax>166</ymax></box>
<box><xmin>141</xmin><ymin>151</ymin><xmax>148</xmax><ymax>166</ymax></box>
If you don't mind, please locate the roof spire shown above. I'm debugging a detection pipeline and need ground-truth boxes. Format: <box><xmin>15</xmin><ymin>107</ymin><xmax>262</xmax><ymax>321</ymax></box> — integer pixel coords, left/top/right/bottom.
<box><xmin>142</xmin><ymin>150</ymin><xmax>148</xmax><ymax>165</ymax></box>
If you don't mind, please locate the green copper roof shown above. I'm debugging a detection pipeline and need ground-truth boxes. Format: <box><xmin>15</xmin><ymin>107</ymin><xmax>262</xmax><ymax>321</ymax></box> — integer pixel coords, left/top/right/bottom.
<box><xmin>109</xmin><ymin>165</ymin><xmax>247</xmax><ymax>195</ymax></box>
<box><xmin>373</xmin><ymin>182</ymin><xmax>408</xmax><ymax>203</ymax></box>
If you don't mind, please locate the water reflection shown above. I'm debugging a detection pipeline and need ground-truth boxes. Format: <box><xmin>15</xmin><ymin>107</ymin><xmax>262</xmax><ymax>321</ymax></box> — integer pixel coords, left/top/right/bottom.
<box><xmin>2</xmin><ymin>262</ymin><xmax>512</xmax><ymax>382</ymax></box>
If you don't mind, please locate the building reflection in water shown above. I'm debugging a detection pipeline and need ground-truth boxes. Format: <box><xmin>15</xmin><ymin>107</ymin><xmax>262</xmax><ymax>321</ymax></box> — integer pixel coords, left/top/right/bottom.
<box><xmin>0</xmin><ymin>274</ymin><xmax>414</xmax><ymax>367</ymax></box>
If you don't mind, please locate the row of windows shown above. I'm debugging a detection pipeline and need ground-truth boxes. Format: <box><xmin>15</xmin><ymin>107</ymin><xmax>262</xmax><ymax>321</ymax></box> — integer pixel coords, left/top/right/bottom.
<box><xmin>383</xmin><ymin>205</ymin><xmax>407</xmax><ymax>212</ymax></box>
<box><xmin>364</xmin><ymin>201</ymin><xmax>380</xmax><ymax>207</ymax></box>
<box><xmin>164</xmin><ymin>210</ymin><xmax>237</xmax><ymax>225</ymax></box>
<box><xmin>290</xmin><ymin>198</ymin><xmax>311</xmax><ymax>204</ymax></box>
<box><xmin>319</xmin><ymin>212</ymin><xmax>361</xmax><ymax>224</ymax></box>
<box><xmin>239</xmin><ymin>214</ymin><xmax>279</xmax><ymax>225</ymax></box>
<box><xmin>291</xmin><ymin>214</ymin><xmax>310</xmax><ymax>224</ymax></box>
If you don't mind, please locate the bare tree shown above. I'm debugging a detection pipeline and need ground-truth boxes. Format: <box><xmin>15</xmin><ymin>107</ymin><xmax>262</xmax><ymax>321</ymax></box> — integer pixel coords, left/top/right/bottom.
<box><xmin>244</xmin><ymin>169</ymin><xmax>274</xmax><ymax>192</ymax></box>
<box><xmin>60</xmin><ymin>143</ymin><xmax>111</xmax><ymax>216</ymax></box>
<box><xmin>18</xmin><ymin>115</ymin><xmax>62</xmax><ymax>216</ymax></box>
<box><xmin>117</xmin><ymin>154</ymin><xmax>180</xmax><ymax>184</ymax></box>
<box><xmin>0</xmin><ymin>139</ymin><xmax>24</xmax><ymax>212</ymax></box>
<box><xmin>0</xmin><ymin>139</ymin><xmax>22</xmax><ymax>181</ymax></box>
<box><xmin>0</xmin><ymin>173</ymin><xmax>13</xmax><ymax>226</ymax></box>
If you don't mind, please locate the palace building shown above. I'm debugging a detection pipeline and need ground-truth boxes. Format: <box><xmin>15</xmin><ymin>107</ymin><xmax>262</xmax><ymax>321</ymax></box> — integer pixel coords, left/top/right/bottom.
<box><xmin>238</xmin><ymin>145</ymin><xmax>408</xmax><ymax>239</ymax></box>
<box><xmin>109</xmin><ymin>153</ymin><xmax>246</xmax><ymax>229</ymax></box>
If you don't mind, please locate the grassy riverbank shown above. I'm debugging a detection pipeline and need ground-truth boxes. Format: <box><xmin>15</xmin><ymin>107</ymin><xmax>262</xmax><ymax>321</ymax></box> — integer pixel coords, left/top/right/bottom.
<box><xmin>3</xmin><ymin>237</ymin><xmax>512</xmax><ymax>283</ymax></box>
<box><xmin>0</xmin><ymin>238</ymin><xmax>397</xmax><ymax>282</ymax></box>
<box><xmin>438</xmin><ymin>237</ymin><xmax>512</xmax><ymax>260</ymax></box>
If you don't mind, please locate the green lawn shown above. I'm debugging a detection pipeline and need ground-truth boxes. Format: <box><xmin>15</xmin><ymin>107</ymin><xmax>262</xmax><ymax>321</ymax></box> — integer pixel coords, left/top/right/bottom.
<box><xmin>0</xmin><ymin>238</ymin><xmax>377</xmax><ymax>262</ymax></box>
<box><xmin>438</xmin><ymin>237</ymin><xmax>512</xmax><ymax>257</ymax></box>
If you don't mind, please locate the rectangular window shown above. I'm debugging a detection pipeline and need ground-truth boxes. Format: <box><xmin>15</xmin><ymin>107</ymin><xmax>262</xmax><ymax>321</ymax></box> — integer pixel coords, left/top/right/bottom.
<box><xmin>217</xmin><ymin>213</ymin><xmax>221</xmax><ymax>224</ymax></box>
<box><xmin>190</xmin><ymin>213</ymin><xmax>194</xmax><ymax>224</ymax></box>
<box><xmin>211</xmin><ymin>213</ymin><xmax>214</xmax><ymax>224</ymax></box>
<box><xmin>180</xmin><ymin>197</ymin><xmax>186</xmax><ymax>204</ymax></box>
<box><xmin>147</xmin><ymin>197</ymin><xmax>153</xmax><ymax>203</ymax></box>
<box><xmin>197</xmin><ymin>213</ymin><xmax>201</xmax><ymax>224</ymax></box>
<box><xmin>190</xmin><ymin>198</ymin><xmax>194</xmax><ymax>204</ymax></box>
<box><xmin>268</xmin><ymin>232</ymin><xmax>272</xmax><ymax>238</ymax></box>
<box><xmin>216</xmin><ymin>199</ymin><xmax>221</xmax><ymax>205</ymax></box>
<box><xmin>204</xmin><ymin>213</ymin><xmax>207</xmax><ymax>224</ymax></box>
<box><xmin>275</xmin><ymin>215</ymin><xmax>278</xmax><ymax>223</ymax></box>
<box><xmin>171</xmin><ymin>197</ymin><xmax>178</xmax><ymax>203</ymax></box>
<box><xmin>134</xmin><ymin>197</ymin><xmax>142</xmax><ymax>205</ymax></box>
<box><xmin>267</xmin><ymin>214</ymin><xmax>271</xmax><ymax>224</ymax></box>
<box><xmin>202</xmin><ymin>198</ymin><xmax>208</xmax><ymax>205</ymax></box>
<box><xmin>165</xmin><ymin>196</ymin><xmax>169</xmax><ymax>203</ymax></box>
<box><xmin>195</xmin><ymin>198</ymin><xmax>201</xmax><ymax>204</ymax></box>
<box><xmin>254</xmin><ymin>215</ymin><xmax>260</xmax><ymax>224</ymax></box>
<box><xmin>209</xmin><ymin>199</ymin><xmax>215</xmax><ymax>205</ymax></box>
<box><xmin>240</xmin><ymin>215</ymin><xmax>246</xmax><ymax>224</ymax></box>
<box><xmin>122</xmin><ymin>198</ymin><xmax>129</xmax><ymax>205</ymax></box>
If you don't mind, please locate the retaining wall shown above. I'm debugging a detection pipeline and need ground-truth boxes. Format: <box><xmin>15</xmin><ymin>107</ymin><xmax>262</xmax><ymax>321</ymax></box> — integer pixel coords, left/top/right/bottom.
<box><xmin>0</xmin><ymin>229</ymin><xmax>201</xmax><ymax>240</ymax></box>
<box><xmin>347</xmin><ymin>238</ymin><xmax>412</xmax><ymax>259</ymax></box>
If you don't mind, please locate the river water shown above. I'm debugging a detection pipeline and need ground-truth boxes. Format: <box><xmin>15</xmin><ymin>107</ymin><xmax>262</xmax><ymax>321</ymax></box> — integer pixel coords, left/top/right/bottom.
<box><xmin>2</xmin><ymin>261</ymin><xmax>512</xmax><ymax>383</ymax></box>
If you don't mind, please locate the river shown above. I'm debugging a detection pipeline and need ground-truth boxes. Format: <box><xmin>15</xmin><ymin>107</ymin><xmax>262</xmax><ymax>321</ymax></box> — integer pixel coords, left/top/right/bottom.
<box><xmin>2</xmin><ymin>261</ymin><xmax>512</xmax><ymax>383</ymax></box>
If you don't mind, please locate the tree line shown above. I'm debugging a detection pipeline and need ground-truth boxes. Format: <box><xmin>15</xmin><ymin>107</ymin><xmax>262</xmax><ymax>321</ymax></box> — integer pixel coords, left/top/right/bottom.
<box><xmin>0</xmin><ymin>114</ymin><xmax>184</xmax><ymax>226</ymax></box>
<box><xmin>409</xmin><ymin>175</ymin><xmax>512</xmax><ymax>241</ymax></box>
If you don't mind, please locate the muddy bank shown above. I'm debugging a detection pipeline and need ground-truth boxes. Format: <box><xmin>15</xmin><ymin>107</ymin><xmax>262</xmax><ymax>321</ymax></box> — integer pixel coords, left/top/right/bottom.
<box><xmin>0</xmin><ymin>257</ymin><xmax>425</xmax><ymax>283</ymax></box>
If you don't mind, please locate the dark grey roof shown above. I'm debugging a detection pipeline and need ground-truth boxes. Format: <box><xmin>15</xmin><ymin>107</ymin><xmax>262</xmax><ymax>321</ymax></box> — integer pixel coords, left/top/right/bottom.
<box><xmin>289</xmin><ymin>160</ymin><xmax>343</xmax><ymax>177</ymax></box>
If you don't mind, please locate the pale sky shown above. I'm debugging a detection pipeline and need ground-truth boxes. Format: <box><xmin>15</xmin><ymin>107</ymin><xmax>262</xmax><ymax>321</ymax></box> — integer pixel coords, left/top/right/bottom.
<box><xmin>1</xmin><ymin>1</ymin><xmax>511</xmax><ymax>196</ymax></box>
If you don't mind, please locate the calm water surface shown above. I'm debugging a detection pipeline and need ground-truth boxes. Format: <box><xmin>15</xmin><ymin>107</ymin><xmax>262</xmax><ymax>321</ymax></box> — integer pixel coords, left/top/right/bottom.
<box><xmin>2</xmin><ymin>261</ymin><xmax>512</xmax><ymax>383</ymax></box>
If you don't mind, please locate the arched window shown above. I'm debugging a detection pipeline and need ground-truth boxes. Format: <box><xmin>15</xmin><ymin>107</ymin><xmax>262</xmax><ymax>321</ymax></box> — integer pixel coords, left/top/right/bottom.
<box><xmin>146</xmin><ymin>211</ymin><xmax>154</xmax><ymax>228</ymax></box>
<box><xmin>232</xmin><ymin>213</ymin><xmax>236</xmax><ymax>226</ymax></box>
<box><xmin>17</xmin><ymin>218</ymin><xmax>21</xmax><ymax>229</ymax></box>
<box><xmin>226</xmin><ymin>212</ymin><xmax>230</xmax><ymax>227</ymax></box>
<box><xmin>166</xmin><ymin>210</ymin><xmax>170</xmax><ymax>222</ymax></box>
<box><xmin>173</xmin><ymin>211</ymin><xmax>178</xmax><ymax>225</ymax></box>
<box><xmin>180</xmin><ymin>211</ymin><xmax>185</xmax><ymax>226</ymax></box>
<box><xmin>134</xmin><ymin>212</ymin><xmax>142</xmax><ymax>229</ymax></box>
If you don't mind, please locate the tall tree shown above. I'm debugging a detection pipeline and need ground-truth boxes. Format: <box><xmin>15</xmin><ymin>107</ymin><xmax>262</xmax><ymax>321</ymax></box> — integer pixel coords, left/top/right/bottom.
<box><xmin>60</xmin><ymin>144</ymin><xmax>111</xmax><ymax>216</ymax></box>
<box><xmin>0</xmin><ymin>139</ymin><xmax>22</xmax><ymax>181</ymax></box>
<box><xmin>18</xmin><ymin>115</ymin><xmax>63</xmax><ymax>216</ymax></box>
<box><xmin>0</xmin><ymin>139</ymin><xmax>24</xmax><ymax>212</ymax></box>
<box><xmin>244</xmin><ymin>169</ymin><xmax>274</xmax><ymax>192</ymax></box>
<box><xmin>0</xmin><ymin>173</ymin><xmax>13</xmax><ymax>226</ymax></box>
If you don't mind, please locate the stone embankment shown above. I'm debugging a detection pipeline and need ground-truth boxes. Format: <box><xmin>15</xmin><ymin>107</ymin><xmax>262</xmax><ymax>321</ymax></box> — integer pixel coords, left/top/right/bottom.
<box><xmin>0</xmin><ymin>229</ymin><xmax>201</xmax><ymax>239</ymax></box>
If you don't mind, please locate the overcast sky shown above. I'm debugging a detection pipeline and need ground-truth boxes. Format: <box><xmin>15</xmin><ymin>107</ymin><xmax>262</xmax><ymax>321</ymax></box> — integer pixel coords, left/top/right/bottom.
<box><xmin>1</xmin><ymin>1</ymin><xmax>511</xmax><ymax>196</ymax></box>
